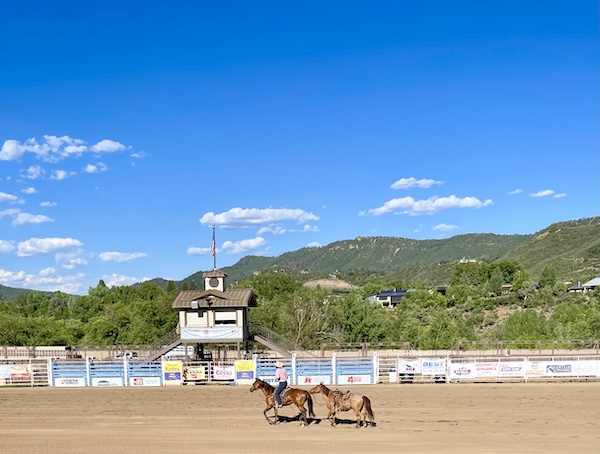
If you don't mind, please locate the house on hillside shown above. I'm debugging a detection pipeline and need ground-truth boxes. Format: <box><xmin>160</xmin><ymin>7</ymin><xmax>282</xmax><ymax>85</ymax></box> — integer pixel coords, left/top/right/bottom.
<box><xmin>567</xmin><ymin>278</ymin><xmax>600</xmax><ymax>293</ymax></box>
<box><xmin>368</xmin><ymin>288</ymin><xmax>414</xmax><ymax>309</ymax></box>
<box><xmin>582</xmin><ymin>277</ymin><xmax>600</xmax><ymax>292</ymax></box>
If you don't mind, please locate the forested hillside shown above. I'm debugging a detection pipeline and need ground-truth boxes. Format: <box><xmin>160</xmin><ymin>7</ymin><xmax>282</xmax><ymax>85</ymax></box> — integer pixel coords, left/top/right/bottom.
<box><xmin>179</xmin><ymin>216</ymin><xmax>600</xmax><ymax>288</ymax></box>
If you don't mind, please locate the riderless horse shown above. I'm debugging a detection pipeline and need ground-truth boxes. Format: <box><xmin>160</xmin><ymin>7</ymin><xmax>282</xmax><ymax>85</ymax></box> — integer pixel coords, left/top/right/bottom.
<box><xmin>309</xmin><ymin>382</ymin><xmax>375</xmax><ymax>428</ymax></box>
<box><xmin>249</xmin><ymin>378</ymin><xmax>315</xmax><ymax>426</ymax></box>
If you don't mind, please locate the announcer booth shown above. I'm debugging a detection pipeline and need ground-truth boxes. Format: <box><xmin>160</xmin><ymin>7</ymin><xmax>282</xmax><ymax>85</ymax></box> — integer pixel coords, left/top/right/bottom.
<box><xmin>171</xmin><ymin>270</ymin><xmax>257</xmax><ymax>359</ymax></box>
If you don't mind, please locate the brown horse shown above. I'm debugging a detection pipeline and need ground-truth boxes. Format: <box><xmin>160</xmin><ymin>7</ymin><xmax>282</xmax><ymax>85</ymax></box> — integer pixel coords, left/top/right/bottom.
<box><xmin>309</xmin><ymin>383</ymin><xmax>375</xmax><ymax>428</ymax></box>
<box><xmin>249</xmin><ymin>378</ymin><xmax>315</xmax><ymax>426</ymax></box>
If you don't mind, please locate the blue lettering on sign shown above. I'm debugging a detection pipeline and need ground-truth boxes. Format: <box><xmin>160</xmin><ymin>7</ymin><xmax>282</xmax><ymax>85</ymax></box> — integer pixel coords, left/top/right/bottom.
<box><xmin>546</xmin><ymin>365</ymin><xmax>571</xmax><ymax>373</ymax></box>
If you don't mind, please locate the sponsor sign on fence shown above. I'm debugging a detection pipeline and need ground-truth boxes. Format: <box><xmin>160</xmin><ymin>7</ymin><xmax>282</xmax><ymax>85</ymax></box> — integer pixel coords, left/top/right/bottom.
<box><xmin>235</xmin><ymin>360</ymin><xmax>255</xmax><ymax>384</ymax></box>
<box><xmin>212</xmin><ymin>365</ymin><xmax>234</xmax><ymax>381</ymax></box>
<box><xmin>163</xmin><ymin>361</ymin><xmax>183</xmax><ymax>385</ymax></box>
<box><xmin>130</xmin><ymin>377</ymin><xmax>161</xmax><ymax>387</ymax></box>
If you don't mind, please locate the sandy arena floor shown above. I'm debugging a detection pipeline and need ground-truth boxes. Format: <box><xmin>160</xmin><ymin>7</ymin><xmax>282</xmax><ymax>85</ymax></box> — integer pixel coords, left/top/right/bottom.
<box><xmin>0</xmin><ymin>382</ymin><xmax>598</xmax><ymax>454</ymax></box>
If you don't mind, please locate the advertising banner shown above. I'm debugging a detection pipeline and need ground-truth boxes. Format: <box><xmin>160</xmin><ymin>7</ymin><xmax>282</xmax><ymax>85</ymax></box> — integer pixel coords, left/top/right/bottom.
<box><xmin>421</xmin><ymin>359</ymin><xmax>446</xmax><ymax>376</ymax></box>
<box><xmin>129</xmin><ymin>376</ymin><xmax>162</xmax><ymax>387</ymax></box>
<box><xmin>297</xmin><ymin>375</ymin><xmax>332</xmax><ymax>385</ymax></box>
<box><xmin>475</xmin><ymin>362</ymin><xmax>499</xmax><ymax>378</ymax></box>
<box><xmin>398</xmin><ymin>359</ymin><xmax>421</xmax><ymax>374</ymax></box>
<box><xmin>337</xmin><ymin>374</ymin><xmax>372</xmax><ymax>385</ymax></box>
<box><xmin>54</xmin><ymin>377</ymin><xmax>86</xmax><ymax>387</ymax></box>
<box><xmin>497</xmin><ymin>361</ymin><xmax>525</xmax><ymax>377</ymax></box>
<box><xmin>0</xmin><ymin>365</ymin><xmax>10</xmax><ymax>379</ymax></box>
<box><xmin>525</xmin><ymin>361</ymin><xmax>545</xmax><ymax>378</ymax></box>
<box><xmin>184</xmin><ymin>366</ymin><xmax>207</xmax><ymax>381</ymax></box>
<box><xmin>92</xmin><ymin>377</ymin><xmax>124</xmax><ymax>387</ymax></box>
<box><xmin>449</xmin><ymin>363</ymin><xmax>476</xmax><ymax>380</ymax></box>
<box><xmin>212</xmin><ymin>366</ymin><xmax>234</xmax><ymax>381</ymax></box>
<box><xmin>258</xmin><ymin>376</ymin><xmax>278</xmax><ymax>386</ymax></box>
<box><xmin>181</xmin><ymin>327</ymin><xmax>243</xmax><ymax>340</ymax></box>
<box><xmin>163</xmin><ymin>361</ymin><xmax>183</xmax><ymax>385</ymax></box>
<box><xmin>235</xmin><ymin>360</ymin><xmax>255</xmax><ymax>384</ymax></box>
<box><xmin>577</xmin><ymin>360</ymin><xmax>600</xmax><ymax>377</ymax></box>
<box><xmin>10</xmin><ymin>364</ymin><xmax>31</xmax><ymax>380</ymax></box>
<box><xmin>544</xmin><ymin>361</ymin><xmax>577</xmax><ymax>377</ymax></box>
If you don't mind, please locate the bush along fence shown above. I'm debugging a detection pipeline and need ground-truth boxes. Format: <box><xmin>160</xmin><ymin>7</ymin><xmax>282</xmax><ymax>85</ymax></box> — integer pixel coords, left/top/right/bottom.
<box><xmin>1</xmin><ymin>353</ymin><xmax>599</xmax><ymax>387</ymax></box>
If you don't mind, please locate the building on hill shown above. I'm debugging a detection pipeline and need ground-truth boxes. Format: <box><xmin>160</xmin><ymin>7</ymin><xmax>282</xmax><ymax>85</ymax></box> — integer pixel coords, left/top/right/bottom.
<box><xmin>582</xmin><ymin>277</ymin><xmax>600</xmax><ymax>292</ymax></box>
<box><xmin>367</xmin><ymin>288</ymin><xmax>414</xmax><ymax>309</ymax></box>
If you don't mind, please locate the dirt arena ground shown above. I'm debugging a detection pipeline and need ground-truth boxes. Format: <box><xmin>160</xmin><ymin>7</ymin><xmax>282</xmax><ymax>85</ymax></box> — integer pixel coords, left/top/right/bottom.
<box><xmin>0</xmin><ymin>382</ymin><xmax>598</xmax><ymax>454</ymax></box>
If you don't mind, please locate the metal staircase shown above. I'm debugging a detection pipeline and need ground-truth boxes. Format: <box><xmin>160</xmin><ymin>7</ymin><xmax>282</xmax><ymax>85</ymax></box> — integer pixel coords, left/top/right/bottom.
<box><xmin>250</xmin><ymin>323</ymin><xmax>317</xmax><ymax>358</ymax></box>
<box><xmin>146</xmin><ymin>331</ymin><xmax>182</xmax><ymax>362</ymax></box>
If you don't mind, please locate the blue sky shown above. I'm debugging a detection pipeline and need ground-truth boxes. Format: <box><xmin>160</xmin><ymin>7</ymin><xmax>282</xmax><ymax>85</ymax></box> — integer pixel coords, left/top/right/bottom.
<box><xmin>1</xmin><ymin>1</ymin><xmax>598</xmax><ymax>294</ymax></box>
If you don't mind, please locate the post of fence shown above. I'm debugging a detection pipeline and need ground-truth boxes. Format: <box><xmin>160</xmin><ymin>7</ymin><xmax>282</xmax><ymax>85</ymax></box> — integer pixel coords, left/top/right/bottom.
<box><xmin>124</xmin><ymin>357</ymin><xmax>129</xmax><ymax>387</ymax></box>
<box><xmin>372</xmin><ymin>351</ymin><xmax>378</xmax><ymax>384</ymax></box>
<box><xmin>292</xmin><ymin>353</ymin><xmax>297</xmax><ymax>386</ymax></box>
<box><xmin>47</xmin><ymin>357</ymin><xmax>53</xmax><ymax>387</ymax></box>
<box><xmin>332</xmin><ymin>352</ymin><xmax>337</xmax><ymax>385</ymax></box>
<box><xmin>86</xmin><ymin>356</ymin><xmax>92</xmax><ymax>387</ymax></box>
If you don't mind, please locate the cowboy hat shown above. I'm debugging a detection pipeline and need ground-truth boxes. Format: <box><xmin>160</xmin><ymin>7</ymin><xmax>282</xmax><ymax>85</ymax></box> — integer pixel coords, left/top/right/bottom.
<box><xmin>275</xmin><ymin>361</ymin><xmax>283</xmax><ymax>368</ymax></box>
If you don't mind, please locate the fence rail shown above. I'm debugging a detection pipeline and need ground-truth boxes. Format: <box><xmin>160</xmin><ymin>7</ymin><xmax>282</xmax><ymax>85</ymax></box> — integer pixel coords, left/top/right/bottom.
<box><xmin>2</xmin><ymin>353</ymin><xmax>599</xmax><ymax>388</ymax></box>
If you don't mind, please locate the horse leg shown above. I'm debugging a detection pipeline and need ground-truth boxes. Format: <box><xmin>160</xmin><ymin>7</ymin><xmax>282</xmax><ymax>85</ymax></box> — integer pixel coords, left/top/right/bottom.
<box><xmin>296</xmin><ymin>404</ymin><xmax>308</xmax><ymax>426</ymax></box>
<box><xmin>327</xmin><ymin>404</ymin><xmax>336</xmax><ymax>427</ymax></box>
<box><xmin>264</xmin><ymin>402</ymin><xmax>278</xmax><ymax>425</ymax></box>
<box><xmin>354</xmin><ymin>407</ymin><xmax>361</xmax><ymax>428</ymax></box>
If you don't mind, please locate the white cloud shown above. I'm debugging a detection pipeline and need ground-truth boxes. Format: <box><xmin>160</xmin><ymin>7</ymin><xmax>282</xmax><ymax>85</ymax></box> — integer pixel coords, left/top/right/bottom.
<box><xmin>187</xmin><ymin>246</ymin><xmax>213</xmax><ymax>256</ymax></box>
<box><xmin>12</xmin><ymin>212</ymin><xmax>54</xmax><ymax>226</ymax></box>
<box><xmin>257</xmin><ymin>225</ymin><xmax>287</xmax><ymax>235</ymax></box>
<box><xmin>55</xmin><ymin>250</ymin><xmax>89</xmax><ymax>269</ymax></box>
<box><xmin>0</xmin><ymin>140</ymin><xmax>24</xmax><ymax>161</ymax></box>
<box><xmin>0</xmin><ymin>240</ymin><xmax>15</xmax><ymax>253</ymax></box>
<box><xmin>306</xmin><ymin>242</ymin><xmax>321</xmax><ymax>248</ymax></box>
<box><xmin>98</xmin><ymin>252</ymin><xmax>148</xmax><ymax>262</ymax></box>
<box><xmin>0</xmin><ymin>192</ymin><xmax>22</xmax><ymax>204</ymax></box>
<box><xmin>300</xmin><ymin>224</ymin><xmax>319</xmax><ymax>232</ymax></box>
<box><xmin>0</xmin><ymin>266</ymin><xmax>85</xmax><ymax>294</ymax></box>
<box><xmin>433</xmin><ymin>223</ymin><xmax>458</xmax><ymax>231</ymax></box>
<box><xmin>21</xmin><ymin>166</ymin><xmax>44</xmax><ymax>179</ymax></box>
<box><xmin>40</xmin><ymin>201</ymin><xmax>57</xmax><ymax>207</ymax></box>
<box><xmin>91</xmin><ymin>139</ymin><xmax>126</xmax><ymax>153</ymax></box>
<box><xmin>102</xmin><ymin>273</ymin><xmax>148</xmax><ymax>287</ymax></box>
<box><xmin>17</xmin><ymin>237</ymin><xmax>83</xmax><ymax>256</ymax></box>
<box><xmin>200</xmin><ymin>207</ymin><xmax>319</xmax><ymax>228</ymax></box>
<box><xmin>51</xmin><ymin>169</ymin><xmax>75</xmax><ymax>180</ymax></box>
<box><xmin>21</xmin><ymin>187</ymin><xmax>36</xmax><ymax>194</ymax></box>
<box><xmin>391</xmin><ymin>177</ymin><xmax>443</xmax><ymax>190</ymax></box>
<box><xmin>84</xmin><ymin>162</ymin><xmax>108</xmax><ymax>173</ymax></box>
<box><xmin>530</xmin><ymin>189</ymin><xmax>555</xmax><ymax>198</ymax></box>
<box><xmin>2</xmin><ymin>135</ymin><xmax>130</xmax><ymax>163</ymax></box>
<box><xmin>221</xmin><ymin>236</ymin><xmax>267</xmax><ymax>254</ymax></box>
<box><xmin>0</xmin><ymin>208</ymin><xmax>21</xmax><ymax>218</ymax></box>
<box><xmin>366</xmin><ymin>195</ymin><xmax>493</xmax><ymax>216</ymax></box>
<box><xmin>508</xmin><ymin>188</ymin><xmax>522</xmax><ymax>195</ymax></box>
<box><xmin>554</xmin><ymin>193</ymin><xmax>567</xmax><ymax>198</ymax></box>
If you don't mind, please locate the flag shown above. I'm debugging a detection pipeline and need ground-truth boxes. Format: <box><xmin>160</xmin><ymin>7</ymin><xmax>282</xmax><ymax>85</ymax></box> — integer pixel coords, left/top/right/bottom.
<box><xmin>210</xmin><ymin>226</ymin><xmax>216</xmax><ymax>256</ymax></box>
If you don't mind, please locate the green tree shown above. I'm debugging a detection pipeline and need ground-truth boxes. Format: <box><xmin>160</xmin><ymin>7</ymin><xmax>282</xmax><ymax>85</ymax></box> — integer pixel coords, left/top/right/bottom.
<box><xmin>539</xmin><ymin>267</ymin><xmax>557</xmax><ymax>288</ymax></box>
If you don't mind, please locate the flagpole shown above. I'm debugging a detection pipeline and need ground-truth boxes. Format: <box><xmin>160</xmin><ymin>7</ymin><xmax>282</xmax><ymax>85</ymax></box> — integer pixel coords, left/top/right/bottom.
<box><xmin>211</xmin><ymin>224</ymin><xmax>216</xmax><ymax>270</ymax></box>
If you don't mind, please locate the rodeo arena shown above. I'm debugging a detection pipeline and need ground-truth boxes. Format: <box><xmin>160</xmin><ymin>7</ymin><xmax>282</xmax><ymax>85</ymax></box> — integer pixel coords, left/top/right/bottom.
<box><xmin>1</xmin><ymin>270</ymin><xmax>599</xmax><ymax>453</ymax></box>
<box><xmin>2</xmin><ymin>271</ymin><xmax>600</xmax><ymax>388</ymax></box>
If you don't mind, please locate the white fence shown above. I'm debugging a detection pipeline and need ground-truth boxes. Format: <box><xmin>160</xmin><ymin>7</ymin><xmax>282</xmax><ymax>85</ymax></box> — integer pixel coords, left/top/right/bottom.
<box><xmin>1</xmin><ymin>354</ymin><xmax>599</xmax><ymax>387</ymax></box>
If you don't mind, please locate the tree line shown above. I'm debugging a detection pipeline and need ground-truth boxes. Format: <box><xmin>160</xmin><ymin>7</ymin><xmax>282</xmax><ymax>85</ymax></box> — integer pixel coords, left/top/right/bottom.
<box><xmin>0</xmin><ymin>261</ymin><xmax>598</xmax><ymax>350</ymax></box>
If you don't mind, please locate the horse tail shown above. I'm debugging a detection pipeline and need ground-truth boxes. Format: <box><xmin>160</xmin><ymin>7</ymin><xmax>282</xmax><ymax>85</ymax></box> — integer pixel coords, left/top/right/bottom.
<box><xmin>306</xmin><ymin>391</ymin><xmax>316</xmax><ymax>418</ymax></box>
<box><xmin>363</xmin><ymin>396</ymin><xmax>375</xmax><ymax>424</ymax></box>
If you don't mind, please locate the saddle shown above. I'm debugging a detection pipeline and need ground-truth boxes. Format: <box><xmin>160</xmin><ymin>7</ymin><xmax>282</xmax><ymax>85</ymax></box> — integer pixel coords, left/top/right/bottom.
<box><xmin>280</xmin><ymin>387</ymin><xmax>292</xmax><ymax>399</ymax></box>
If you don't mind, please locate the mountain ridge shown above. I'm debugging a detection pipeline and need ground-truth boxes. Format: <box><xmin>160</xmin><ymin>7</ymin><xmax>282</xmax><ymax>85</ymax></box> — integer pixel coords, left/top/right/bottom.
<box><xmin>2</xmin><ymin>216</ymin><xmax>598</xmax><ymax>299</ymax></box>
